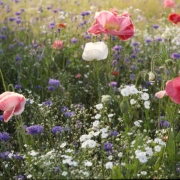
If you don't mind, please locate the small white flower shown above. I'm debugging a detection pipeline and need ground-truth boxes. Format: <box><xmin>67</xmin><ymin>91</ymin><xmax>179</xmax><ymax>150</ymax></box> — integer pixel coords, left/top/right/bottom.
<box><xmin>108</xmin><ymin>114</ymin><xmax>114</xmax><ymax>118</ymax></box>
<box><xmin>141</xmin><ymin>171</ymin><xmax>147</xmax><ymax>175</ymax></box>
<box><xmin>144</xmin><ymin>101</ymin><xmax>150</xmax><ymax>109</ymax></box>
<box><xmin>95</xmin><ymin>114</ymin><xmax>101</xmax><ymax>119</ymax></box>
<box><xmin>145</xmin><ymin>147</ymin><xmax>153</xmax><ymax>157</ymax></box>
<box><xmin>83</xmin><ymin>171</ymin><xmax>90</xmax><ymax>177</ymax></box>
<box><xmin>130</xmin><ymin>99</ymin><xmax>136</xmax><ymax>105</ymax></box>
<box><xmin>129</xmin><ymin>86</ymin><xmax>139</xmax><ymax>94</ymax></box>
<box><xmin>80</xmin><ymin>134</ymin><xmax>91</xmax><ymax>142</ymax></box>
<box><xmin>101</xmin><ymin>133</ymin><xmax>108</xmax><ymax>138</ymax></box>
<box><xmin>84</xmin><ymin>160</ymin><xmax>93</xmax><ymax>166</ymax></box>
<box><xmin>105</xmin><ymin>162</ymin><xmax>113</xmax><ymax>169</ymax></box>
<box><xmin>60</xmin><ymin>142</ymin><xmax>67</xmax><ymax>148</ymax></box>
<box><xmin>27</xmin><ymin>174</ymin><xmax>32</xmax><ymax>179</ymax></box>
<box><xmin>108</xmin><ymin>155</ymin><xmax>113</xmax><ymax>160</ymax></box>
<box><xmin>138</xmin><ymin>155</ymin><xmax>148</xmax><ymax>163</ymax></box>
<box><xmin>141</xmin><ymin>93</ymin><xmax>149</xmax><ymax>100</ymax></box>
<box><xmin>118</xmin><ymin>152</ymin><xmax>123</xmax><ymax>157</ymax></box>
<box><xmin>65</xmin><ymin>149</ymin><xmax>74</xmax><ymax>153</ymax></box>
<box><xmin>62</xmin><ymin>171</ymin><xmax>68</xmax><ymax>176</ymax></box>
<box><xmin>134</xmin><ymin>121</ymin><xmax>141</xmax><ymax>127</ymax></box>
<box><xmin>93</xmin><ymin>120</ymin><xmax>100</xmax><ymax>127</ymax></box>
<box><xmin>120</xmin><ymin>88</ymin><xmax>130</xmax><ymax>96</ymax></box>
<box><xmin>154</xmin><ymin>145</ymin><xmax>161</xmax><ymax>152</ymax></box>
<box><xmin>96</xmin><ymin>103</ymin><xmax>103</xmax><ymax>110</ymax></box>
<box><xmin>29</xmin><ymin>150</ymin><xmax>39</xmax><ymax>156</ymax></box>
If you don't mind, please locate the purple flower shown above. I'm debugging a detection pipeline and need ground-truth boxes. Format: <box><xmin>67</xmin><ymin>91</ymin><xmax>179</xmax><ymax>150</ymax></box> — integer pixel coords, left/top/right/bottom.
<box><xmin>0</xmin><ymin>35</ymin><xmax>6</xmax><ymax>40</ymax></box>
<box><xmin>0</xmin><ymin>151</ymin><xmax>10</xmax><ymax>159</ymax></box>
<box><xmin>81</xmin><ymin>11</ymin><xmax>90</xmax><ymax>16</ymax></box>
<box><xmin>130</xmin><ymin>74</ymin><xmax>136</xmax><ymax>81</ymax></box>
<box><xmin>130</xmin><ymin>65</ymin><xmax>137</xmax><ymax>70</ymax></box>
<box><xmin>61</xmin><ymin>106</ymin><xmax>69</xmax><ymax>113</ymax></box>
<box><xmin>49</xmin><ymin>22</ymin><xmax>55</xmax><ymax>29</ymax></box>
<box><xmin>52</xmin><ymin>126</ymin><xmax>63</xmax><ymax>134</ymax></box>
<box><xmin>131</xmin><ymin>42</ymin><xmax>139</xmax><ymax>47</ymax></box>
<box><xmin>108</xmin><ymin>82</ymin><xmax>117</xmax><ymax>87</ymax></box>
<box><xmin>113</xmin><ymin>45</ymin><xmax>122</xmax><ymax>51</ymax></box>
<box><xmin>145</xmin><ymin>39</ymin><xmax>152</xmax><ymax>43</ymax></box>
<box><xmin>26</xmin><ymin>125</ymin><xmax>44</xmax><ymax>135</ymax></box>
<box><xmin>36</xmin><ymin>85</ymin><xmax>41</xmax><ymax>90</ymax></box>
<box><xmin>104</xmin><ymin>142</ymin><xmax>113</xmax><ymax>153</ymax></box>
<box><xmin>110</xmin><ymin>130</ymin><xmax>119</xmax><ymax>136</ymax></box>
<box><xmin>112</xmin><ymin>60</ymin><xmax>118</xmax><ymax>66</ymax></box>
<box><xmin>16</xmin><ymin>19</ymin><xmax>22</xmax><ymax>24</ymax></box>
<box><xmin>13</xmin><ymin>152</ymin><xmax>24</xmax><ymax>160</ymax></box>
<box><xmin>54</xmin><ymin>166</ymin><xmax>60</xmax><ymax>173</ymax></box>
<box><xmin>155</xmin><ymin>38</ymin><xmax>162</xmax><ymax>42</ymax></box>
<box><xmin>0</xmin><ymin>115</ymin><xmax>4</xmax><ymax>121</ymax></box>
<box><xmin>9</xmin><ymin>17</ymin><xmax>16</xmax><ymax>22</ymax></box>
<box><xmin>42</xmin><ymin>100</ymin><xmax>52</xmax><ymax>107</ymax></box>
<box><xmin>153</xmin><ymin>24</ymin><xmax>159</xmax><ymax>29</ymax></box>
<box><xmin>16</xmin><ymin>55</ymin><xmax>22</xmax><ymax>61</ymax></box>
<box><xmin>159</xmin><ymin>120</ymin><xmax>170</xmax><ymax>129</ymax></box>
<box><xmin>71</xmin><ymin>37</ymin><xmax>78</xmax><ymax>43</ymax></box>
<box><xmin>14</xmin><ymin>84</ymin><xmax>22</xmax><ymax>89</ymax></box>
<box><xmin>64</xmin><ymin>111</ymin><xmax>75</xmax><ymax>117</ymax></box>
<box><xmin>53</xmin><ymin>9</ymin><xmax>58</xmax><ymax>13</ymax></box>
<box><xmin>84</xmin><ymin>34</ymin><xmax>91</xmax><ymax>39</ymax></box>
<box><xmin>15</xmin><ymin>11</ymin><xmax>21</xmax><ymax>16</ymax></box>
<box><xmin>171</xmin><ymin>53</ymin><xmax>180</xmax><ymax>60</ymax></box>
<box><xmin>15</xmin><ymin>175</ymin><xmax>24</xmax><ymax>180</ymax></box>
<box><xmin>48</xmin><ymin>78</ymin><xmax>60</xmax><ymax>86</ymax></box>
<box><xmin>48</xmin><ymin>86</ymin><xmax>55</xmax><ymax>91</ymax></box>
<box><xmin>0</xmin><ymin>132</ymin><xmax>10</xmax><ymax>141</ymax></box>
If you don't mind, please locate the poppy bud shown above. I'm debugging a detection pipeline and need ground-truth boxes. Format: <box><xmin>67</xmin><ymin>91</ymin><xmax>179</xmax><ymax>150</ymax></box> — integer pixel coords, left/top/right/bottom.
<box><xmin>120</xmin><ymin>100</ymin><xmax>129</xmax><ymax>113</ymax></box>
<box><xmin>101</xmin><ymin>95</ymin><xmax>112</xmax><ymax>104</ymax></box>
<box><xmin>148</xmin><ymin>71</ymin><xmax>156</xmax><ymax>82</ymax></box>
<box><xmin>165</xmin><ymin>59</ymin><xmax>175</xmax><ymax>66</ymax></box>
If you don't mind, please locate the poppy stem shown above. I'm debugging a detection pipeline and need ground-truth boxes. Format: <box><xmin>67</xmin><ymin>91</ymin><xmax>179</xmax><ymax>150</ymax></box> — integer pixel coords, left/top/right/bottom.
<box><xmin>0</xmin><ymin>69</ymin><xmax>6</xmax><ymax>91</ymax></box>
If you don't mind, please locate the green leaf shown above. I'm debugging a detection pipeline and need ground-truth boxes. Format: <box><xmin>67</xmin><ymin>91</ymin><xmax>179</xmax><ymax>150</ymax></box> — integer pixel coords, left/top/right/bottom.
<box><xmin>111</xmin><ymin>166</ymin><xmax>123</xmax><ymax>179</ymax></box>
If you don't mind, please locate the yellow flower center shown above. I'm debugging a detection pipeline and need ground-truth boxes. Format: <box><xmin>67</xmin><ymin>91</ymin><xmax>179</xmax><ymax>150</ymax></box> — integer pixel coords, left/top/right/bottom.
<box><xmin>104</xmin><ymin>22</ymin><xmax>120</xmax><ymax>31</ymax></box>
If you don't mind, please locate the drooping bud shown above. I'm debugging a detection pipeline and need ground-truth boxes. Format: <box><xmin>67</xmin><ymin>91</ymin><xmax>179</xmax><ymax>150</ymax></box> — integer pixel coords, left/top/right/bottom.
<box><xmin>101</xmin><ymin>95</ymin><xmax>112</xmax><ymax>104</ymax></box>
<box><xmin>148</xmin><ymin>71</ymin><xmax>156</xmax><ymax>82</ymax></box>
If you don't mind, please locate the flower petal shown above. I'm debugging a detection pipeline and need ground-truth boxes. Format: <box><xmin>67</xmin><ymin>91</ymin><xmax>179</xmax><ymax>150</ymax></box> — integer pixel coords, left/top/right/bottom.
<box><xmin>14</xmin><ymin>100</ymin><xmax>26</xmax><ymax>115</ymax></box>
<box><xmin>3</xmin><ymin>107</ymin><xmax>15</xmax><ymax>122</ymax></box>
<box><xmin>155</xmin><ymin>90</ymin><xmax>167</xmax><ymax>98</ymax></box>
<box><xmin>0</xmin><ymin>93</ymin><xmax>25</xmax><ymax>111</ymax></box>
<box><xmin>0</xmin><ymin>91</ymin><xmax>16</xmax><ymax>100</ymax></box>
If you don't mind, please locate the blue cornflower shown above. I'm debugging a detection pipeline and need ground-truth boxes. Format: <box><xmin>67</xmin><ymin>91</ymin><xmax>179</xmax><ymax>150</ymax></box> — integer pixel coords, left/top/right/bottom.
<box><xmin>64</xmin><ymin>111</ymin><xmax>75</xmax><ymax>117</ymax></box>
<box><xmin>104</xmin><ymin>142</ymin><xmax>113</xmax><ymax>153</ymax></box>
<box><xmin>84</xmin><ymin>34</ymin><xmax>91</xmax><ymax>39</ymax></box>
<box><xmin>131</xmin><ymin>42</ymin><xmax>139</xmax><ymax>47</ymax></box>
<box><xmin>15</xmin><ymin>175</ymin><xmax>24</xmax><ymax>180</ymax></box>
<box><xmin>49</xmin><ymin>22</ymin><xmax>55</xmax><ymax>29</ymax></box>
<box><xmin>130</xmin><ymin>74</ymin><xmax>136</xmax><ymax>81</ymax></box>
<box><xmin>113</xmin><ymin>45</ymin><xmax>122</xmax><ymax>51</ymax></box>
<box><xmin>54</xmin><ymin>166</ymin><xmax>60</xmax><ymax>173</ymax></box>
<box><xmin>52</xmin><ymin>126</ymin><xmax>63</xmax><ymax>134</ymax></box>
<box><xmin>71</xmin><ymin>37</ymin><xmax>78</xmax><ymax>43</ymax></box>
<box><xmin>110</xmin><ymin>130</ymin><xmax>119</xmax><ymax>136</ymax></box>
<box><xmin>13</xmin><ymin>152</ymin><xmax>24</xmax><ymax>160</ymax></box>
<box><xmin>26</xmin><ymin>125</ymin><xmax>44</xmax><ymax>135</ymax></box>
<box><xmin>0</xmin><ymin>151</ymin><xmax>10</xmax><ymax>159</ymax></box>
<box><xmin>171</xmin><ymin>53</ymin><xmax>180</xmax><ymax>60</ymax></box>
<box><xmin>0</xmin><ymin>132</ymin><xmax>10</xmax><ymax>141</ymax></box>
<box><xmin>61</xmin><ymin>106</ymin><xmax>69</xmax><ymax>113</ymax></box>
<box><xmin>9</xmin><ymin>17</ymin><xmax>16</xmax><ymax>22</ymax></box>
<box><xmin>159</xmin><ymin>120</ymin><xmax>170</xmax><ymax>129</ymax></box>
<box><xmin>43</xmin><ymin>100</ymin><xmax>53</xmax><ymax>107</ymax></box>
<box><xmin>153</xmin><ymin>24</ymin><xmax>159</xmax><ymax>29</ymax></box>
<box><xmin>145</xmin><ymin>38</ymin><xmax>152</xmax><ymax>43</ymax></box>
<box><xmin>48</xmin><ymin>78</ymin><xmax>60</xmax><ymax>86</ymax></box>
<box><xmin>48</xmin><ymin>86</ymin><xmax>55</xmax><ymax>91</ymax></box>
<box><xmin>108</xmin><ymin>82</ymin><xmax>117</xmax><ymax>87</ymax></box>
<box><xmin>14</xmin><ymin>84</ymin><xmax>22</xmax><ymax>89</ymax></box>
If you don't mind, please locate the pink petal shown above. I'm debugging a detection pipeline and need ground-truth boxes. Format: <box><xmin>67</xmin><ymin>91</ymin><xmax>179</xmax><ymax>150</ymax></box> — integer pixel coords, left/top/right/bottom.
<box><xmin>172</xmin><ymin>76</ymin><xmax>180</xmax><ymax>90</ymax></box>
<box><xmin>3</xmin><ymin>107</ymin><xmax>15</xmax><ymax>122</ymax></box>
<box><xmin>0</xmin><ymin>91</ymin><xmax>16</xmax><ymax>100</ymax></box>
<box><xmin>155</xmin><ymin>90</ymin><xmax>167</xmax><ymax>98</ymax></box>
<box><xmin>0</xmin><ymin>93</ymin><xmax>25</xmax><ymax>111</ymax></box>
<box><xmin>14</xmin><ymin>100</ymin><xmax>26</xmax><ymax>115</ymax></box>
<box><xmin>165</xmin><ymin>80</ymin><xmax>180</xmax><ymax>104</ymax></box>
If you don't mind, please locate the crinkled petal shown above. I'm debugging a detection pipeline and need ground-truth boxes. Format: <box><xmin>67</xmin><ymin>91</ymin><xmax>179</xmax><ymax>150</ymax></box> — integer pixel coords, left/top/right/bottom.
<box><xmin>0</xmin><ymin>91</ymin><xmax>16</xmax><ymax>100</ymax></box>
<box><xmin>165</xmin><ymin>80</ymin><xmax>180</xmax><ymax>104</ymax></box>
<box><xmin>14</xmin><ymin>100</ymin><xmax>26</xmax><ymax>115</ymax></box>
<box><xmin>155</xmin><ymin>90</ymin><xmax>167</xmax><ymax>98</ymax></box>
<box><xmin>3</xmin><ymin>107</ymin><xmax>15</xmax><ymax>122</ymax></box>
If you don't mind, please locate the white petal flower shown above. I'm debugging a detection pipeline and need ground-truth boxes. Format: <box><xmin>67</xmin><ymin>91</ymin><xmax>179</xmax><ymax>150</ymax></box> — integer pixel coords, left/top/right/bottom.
<box><xmin>130</xmin><ymin>99</ymin><xmax>136</xmax><ymax>105</ymax></box>
<box><xmin>105</xmin><ymin>162</ymin><xmax>113</xmax><ymax>169</ymax></box>
<box><xmin>93</xmin><ymin>120</ymin><xmax>100</xmax><ymax>128</ymax></box>
<box><xmin>154</xmin><ymin>145</ymin><xmax>161</xmax><ymax>152</ymax></box>
<box><xmin>84</xmin><ymin>160</ymin><xmax>93</xmax><ymax>166</ymax></box>
<box><xmin>141</xmin><ymin>93</ymin><xmax>149</xmax><ymax>100</ymax></box>
<box><xmin>95</xmin><ymin>114</ymin><xmax>101</xmax><ymax>119</ymax></box>
<box><xmin>144</xmin><ymin>101</ymin><xmax>150</xmax><ymax>109</ymax></box>
<box><xmin>96</xmin><ymin>103</ymin><xmax>103</xmax><ymax>110</ymax></box>
<box><xmin>82</xmin><ymin>41</ymin><xmax>108</xmax><ymax>61</ymax></box>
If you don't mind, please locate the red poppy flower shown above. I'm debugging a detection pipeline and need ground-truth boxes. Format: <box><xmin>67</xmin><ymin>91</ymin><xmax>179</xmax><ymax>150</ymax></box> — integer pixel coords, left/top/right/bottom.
<box><xmin>168</xmin><ymin>13</ymin><xmax>180</xmax><ymax>25</ymax></box>
<box><xmin>111</xmin><ymin>71</ymin><xmax>119</xmax><ymax>76</ymax></box>
<box><xmin>87</xmin><ymin>11</ymin><xmax>134</xmax><ymax>41</ymax></box>
<box><xmin>58</xmin><ymin>23</ymin><xmax>66</xmax><ymax>28</ymax></box>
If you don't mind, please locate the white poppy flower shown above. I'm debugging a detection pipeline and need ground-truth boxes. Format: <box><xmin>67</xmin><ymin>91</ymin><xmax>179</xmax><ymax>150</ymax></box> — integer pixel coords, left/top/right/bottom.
<box><xmin>82</xmin><ymin>41</ymin><xmax>108</xmax><ymax>61</ymax></box>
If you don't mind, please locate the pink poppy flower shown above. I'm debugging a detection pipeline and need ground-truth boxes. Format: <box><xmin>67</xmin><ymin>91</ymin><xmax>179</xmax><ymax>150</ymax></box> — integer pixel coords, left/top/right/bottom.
<box><xmin>164</xmin><ymin>0</ymin><xmax>175</xmax><ymax>8</ymax></box>
<box><xmin>52</xmin><ymin>40</ymin><xmax>63</xmax><ymax>50</ymax></box>
<box><xmin>0</xmin><ymin>91</ymin><xmax>26</xmax><ymax>122</ymax></box>
<box><xmin>87</xmin><ymin>11</ymin><xmax>134</xmax><ymax>41</ymax></box>
<box><xmin>165</xmin><ymin>76</ymin><xmax>180</xmax><ymax>104</ymax></box>
<box><xmin>75</xmin><ymin>73</ymin><xmax>82</xmax><ymax>79</ymax></box>
<box><xmin>168</xmin><ymin>13</ymin><xmax>180</xmax><ymax>25</ymax></box>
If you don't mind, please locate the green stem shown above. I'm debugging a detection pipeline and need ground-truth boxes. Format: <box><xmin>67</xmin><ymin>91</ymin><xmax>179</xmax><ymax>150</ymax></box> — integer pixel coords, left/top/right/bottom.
<box><xmin>0</xmin><ymin>69</ymin><xmax>6</xmax><ymax>91</ymax></box>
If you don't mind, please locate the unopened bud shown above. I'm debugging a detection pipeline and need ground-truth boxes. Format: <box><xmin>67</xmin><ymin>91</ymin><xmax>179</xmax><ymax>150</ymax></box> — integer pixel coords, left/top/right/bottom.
<box><xmin>101</xmin><ymin>95</ymin><xmax>112</xmax><ymax>104</ymax></box>
<box><xmin>120</xmin><ymin>100</ymin><xmax>129</xmax><ymax>113</ymax></box>
<box><xmin>148</xmin><ymin>71</ymin><xmax>156</xmax><ymax>81</ymax></box>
